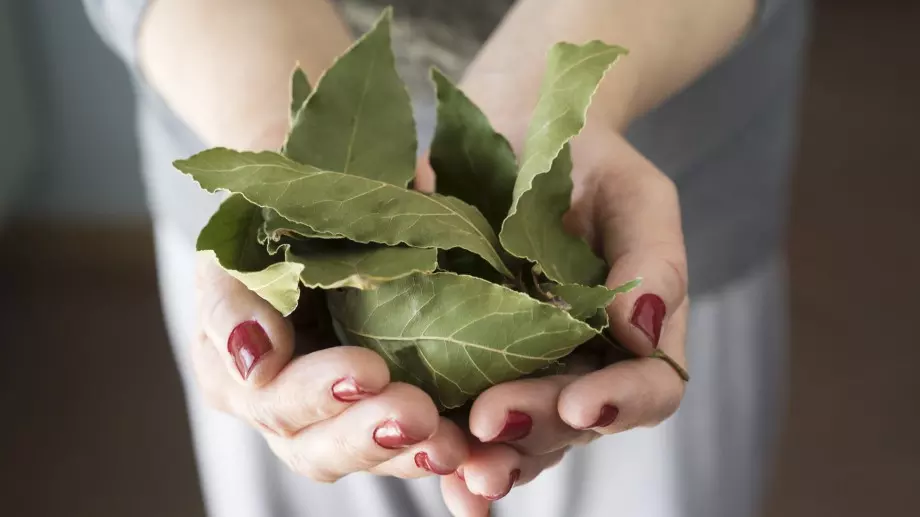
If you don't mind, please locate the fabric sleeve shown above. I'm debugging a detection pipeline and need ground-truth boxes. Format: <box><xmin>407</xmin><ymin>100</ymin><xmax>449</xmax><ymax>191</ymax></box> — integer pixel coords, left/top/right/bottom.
<box><xmin>81</xmin><ymin>0</ymin><xmax>150</xmax><ymax>66</ymax></box>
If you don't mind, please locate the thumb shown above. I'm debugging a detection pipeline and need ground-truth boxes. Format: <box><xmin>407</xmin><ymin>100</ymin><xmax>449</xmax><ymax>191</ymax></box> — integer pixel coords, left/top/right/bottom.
<box><xmin>581</xmin><ymin>140</ymin><xmax>688</xmax><ymax>366</ymax></box>
<box><xmin>196</xmin><ymin>254</ymin><xmax>295</xmax><ymax>387</ymax></box>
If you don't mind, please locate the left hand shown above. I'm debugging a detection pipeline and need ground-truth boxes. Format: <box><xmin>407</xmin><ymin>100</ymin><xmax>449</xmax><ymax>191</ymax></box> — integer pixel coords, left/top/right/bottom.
<box><xmin>435</xmin><ymin>127</ymin><xmax>690</xmax><ymax>516</ymax></box>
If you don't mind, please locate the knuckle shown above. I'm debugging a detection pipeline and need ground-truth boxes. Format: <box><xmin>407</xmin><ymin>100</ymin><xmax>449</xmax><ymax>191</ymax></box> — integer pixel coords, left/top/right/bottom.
<box><xmin>331</xmin><ymin>430</ymin><xmax>369</xmax><ymax>466</ymax></box>
<box><xmin>244</xmin><ymin>401</ymin><xmax>298</xmax><ymax>438</ymax></box>
<box><xmin>201</xmin><ymin>288</ymin><xmax>232</xmax><ymax>335</ymax></box>
<box><xmin>662</xmin><ymin>255</ymin><xmax>689</xmax><ymax>301</ymax></box>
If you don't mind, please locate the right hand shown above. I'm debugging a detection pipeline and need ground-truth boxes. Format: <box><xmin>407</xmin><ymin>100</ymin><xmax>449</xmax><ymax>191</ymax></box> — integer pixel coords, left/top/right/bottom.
<box><xmin>191</xmin><ymin>255</ymin><xmax>469</xmax><ymax>482</ymax></box>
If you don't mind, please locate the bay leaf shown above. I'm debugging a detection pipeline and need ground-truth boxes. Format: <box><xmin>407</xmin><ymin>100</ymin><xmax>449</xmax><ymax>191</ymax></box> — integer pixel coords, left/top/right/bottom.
<box><xmin>174</xmin><ymin>148</ymin><xmax>513</xmax><ymax>278</ymax></box>
<box><xmin>327</xmin><ymin>272</ymin><xmax>597</xmax><ymax>410</ymax></box>
<box><xmin>282</xmin><ymin>8</ymin><xmax>416</xmax><ymax>187</ymax></box>
<box><xmin>278</xmin><ymin>238</ymin><xmax>437</xmax><ymax>289</ymax></box>
<box><xmin>429</xmin><ymin>69</ymin><xmax>518</xmax><ymax>233</ymax></box>
<box><xmin>546</xmin><ymin>278</ymin><xmax>641</xmax><ymax>329</ymax></box>
<box><xmin>499</xmin><ymin>41</ymin><xmax>627</xmax><ymax>286</ymax></box>
<box><xmin>197</xmin><ymin>194</ymin><xmax>304</xmax><ymax>316</ymax></box>
<box><xmin>289</xmin><ymin>66</ymin><xmax>312</xmax><ymax>121</ymax></box>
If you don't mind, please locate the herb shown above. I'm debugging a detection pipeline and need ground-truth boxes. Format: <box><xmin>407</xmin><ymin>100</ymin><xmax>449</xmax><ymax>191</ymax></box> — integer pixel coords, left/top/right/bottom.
<box><xmin>175</xmin><ymin>8</ymin><xmax>679</xmax><ymax>410</ymax></box>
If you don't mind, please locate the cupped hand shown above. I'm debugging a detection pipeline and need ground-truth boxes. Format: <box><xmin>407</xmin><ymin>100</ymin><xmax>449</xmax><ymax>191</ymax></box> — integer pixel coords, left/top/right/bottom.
<box><xmin>191</xmin><ymin>255</ymin><xmax>469</xmax><ymax>482</ymax></box>
<box><xmin>441</xmin><ymin>127</ymin><xmax>690</xmax><ymax>516</ymax></box>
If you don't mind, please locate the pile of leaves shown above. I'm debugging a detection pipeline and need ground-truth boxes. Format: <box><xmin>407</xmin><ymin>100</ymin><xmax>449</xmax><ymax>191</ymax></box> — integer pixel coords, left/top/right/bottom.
<box><xmin>175</xmin><ymin>8</ymin><xmax>669</xmax><ymax>411</ymax></box>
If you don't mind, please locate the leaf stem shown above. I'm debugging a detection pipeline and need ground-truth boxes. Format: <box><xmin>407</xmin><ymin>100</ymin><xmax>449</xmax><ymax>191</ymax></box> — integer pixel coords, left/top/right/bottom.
<box><xmin>596</xmin><ymin>331</ymin><xmax>690</xmax><ymax>382</ymax></box>
<box><xmin>650</xmin><ymin>349</ymin><xmax>691</xmax><ymax>382</ymax></box>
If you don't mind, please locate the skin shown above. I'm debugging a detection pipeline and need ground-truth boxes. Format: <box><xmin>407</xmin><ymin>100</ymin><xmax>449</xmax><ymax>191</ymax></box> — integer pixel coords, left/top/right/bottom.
<box><xmin>139</xmin><ymin>0</ymin><xmax>756</xmax><ymax>515</ymax></box>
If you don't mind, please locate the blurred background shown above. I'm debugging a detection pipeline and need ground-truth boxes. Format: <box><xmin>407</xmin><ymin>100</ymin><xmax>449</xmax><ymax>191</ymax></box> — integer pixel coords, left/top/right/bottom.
<box><xmin>1</xmin><ymin>0</ymin><xmax>917</xmax><ymax>516</ymax></box>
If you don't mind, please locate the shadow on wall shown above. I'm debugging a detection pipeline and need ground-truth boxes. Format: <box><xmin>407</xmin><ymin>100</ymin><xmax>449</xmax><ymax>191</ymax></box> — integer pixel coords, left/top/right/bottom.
<box><xmin>4</xmin><ymin>0</ymin><xmax>147</xmax><ymax>225</ymax></box>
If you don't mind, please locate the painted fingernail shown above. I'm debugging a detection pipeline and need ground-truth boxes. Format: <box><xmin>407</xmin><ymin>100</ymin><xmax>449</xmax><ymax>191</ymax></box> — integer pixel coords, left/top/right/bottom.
<box><xmin>331</xmin><ymin>377</ymin><xmax>374</xmax><ymax>402</ymax></box>
<box><xmin>589</xmin><ymin>404</ymin><xmax>619</xmax><ymax>429</ymax></box>
<box><xmin>484</xmin><ymin>469</ymin><xmax>521</xmax><ymax>501</ymax></box>
<box><xmin>373</xmin><ymin>420</ymin><xmax>424</xmax><ymax>450</ymax></box>
<box><xmin>228</xmin><ymin>320</ymin><xmax>272</xmax><ymax>380</ymax></box>
<box><xmin>631</xmin><ymin>294</ymin><xmax>666</xmax><ymax>347</ymax></box>
<box><xmin>414</xmin><ymin>452</ymin><xmax>454</xmax><ymax>475</ymax></box>
<box><xmin>488</xmin><ymin>410</ymin><xmax>532</xmax><ymax>442</ymax></box>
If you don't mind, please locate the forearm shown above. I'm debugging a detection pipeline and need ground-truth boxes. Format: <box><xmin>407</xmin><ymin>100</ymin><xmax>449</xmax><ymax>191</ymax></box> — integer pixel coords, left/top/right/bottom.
<box><xmin>138</xmin><ymin>0</ymin><xmax>353</xmax><ymax>150</ymax></box>
<box><xmin>462</xmin><ymin>0</ymin><xmax>757</xmax><ymax>139</ymax></box>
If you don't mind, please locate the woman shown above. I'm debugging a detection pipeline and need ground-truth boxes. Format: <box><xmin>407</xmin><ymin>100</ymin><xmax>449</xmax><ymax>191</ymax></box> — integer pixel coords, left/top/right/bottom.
<box><xmin>83</xmin><ymin>0</ymin><xmax>809</xmax><ymax>516</ymax></box>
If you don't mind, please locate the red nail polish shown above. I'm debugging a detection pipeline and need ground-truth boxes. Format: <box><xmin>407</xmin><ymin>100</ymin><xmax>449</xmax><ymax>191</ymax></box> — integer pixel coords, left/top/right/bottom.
<box><xmin>489</xmin><ymin>411</ymin><xmax>533</xmax><ymax>443</ymax></box>
<box><xmin>484</xmin><ymin>469</ymin><xmax>520</xmax><ymax>501</ymax></box>
<box><xmin>373</xmin><ymin>420</ymin><xmax>424</xmax><ymax>450</ymax></box>
<box><xmin>331</xmin><ymin>377</ymin><xmax>374</xmax><ymax>402</ymax></box>
<box><xmin>227</xmin><ymin>320</ymin><xmax>272</xmax><ymax>380</ymax></box>
<box><xmin>589</xmin><ymin>404</ymin><xmax>619</xmax><ymax>428</ymax></box>
<box><xmin>414</xmin><ymin>452</ymin><xmax>454</xmax><ymax>475</ymax></box>
<box><xmin>630</xmin><ymin>294</ymin><xmax>666</xmax><ymax>347</ymax></box>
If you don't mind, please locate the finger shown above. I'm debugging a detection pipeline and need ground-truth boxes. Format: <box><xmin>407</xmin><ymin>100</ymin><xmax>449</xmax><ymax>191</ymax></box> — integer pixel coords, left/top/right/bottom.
<box><xmin>238</xmin><ymin>346</ymin><xmax>390</xmax><ymax>436</ymax></box>
<box><xmin>458</xmin><ymin>444</ymin><xmax>566</xmax><ymax>501</ymax></box>
<box><xmin>196</xmin><ymin>254</ymin><xmax>296</xmax><ymax>386</ymax></box>
<box><xmin>570</xmin><ymin>137</ymin><xmax>688</xmax><ymax>357</ymax></box>
<box><xmin>370</xmin><ymin>417</ymin><xmax>468</xmax><ymax>478</ymax></box>
<box><xmin>441</xmin><ymin>471</ymin><xmax>490</xmax><ymax>517</ymax></box>
<box><xmin>266</xmin><ymin>382</ymin><xmax>439</xmax><ymax>482</ymax></box>
<box><xmin>469</xmin><ymin>375</ymin><xmax>590</xmax><ymax>455</ymax></box>
<box><xmin>192</xmin><ymin>329</ymin><xmax>392</xmax><ymax>435</ymax></box>
<box><xmin>558</xmin><ymin>301</ymin><xmax>688</xmax><ymax>432</ymax></box>
<box><xmin>456</xmin><ymin>443</ymin><xmax>520</xmax><ymax>502</ymax></box>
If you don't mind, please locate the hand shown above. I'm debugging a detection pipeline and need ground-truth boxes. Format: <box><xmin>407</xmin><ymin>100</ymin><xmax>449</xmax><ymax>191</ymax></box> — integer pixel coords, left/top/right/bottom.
<box><xmin>191</xmin><ymin>256</ymin><xmax>470</xmax><ymax>482</ymax></box>
<box><xmin>440</xmin><ymin>128</ymin><xmax>689</xmax><ymax>516</ymax></box>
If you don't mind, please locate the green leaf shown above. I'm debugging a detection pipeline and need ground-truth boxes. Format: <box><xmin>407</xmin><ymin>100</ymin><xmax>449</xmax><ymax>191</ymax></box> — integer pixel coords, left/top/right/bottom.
<box><xmin>175</xmin><ymin>149</ymin><xmax>513</xmax><ymax>278</ymax></box>
<box><xmin>327</xmin><ymin>272</ymin><xmax>597</xmax><ymax>410</ymax></box>
<box><xmin>282</xmin><ymin>8</ymin><xmax>416</xmax><ymax>186</ymax></box>
<box><xmin>546</xmin><ymin>278</ymin><xmax>641</xmax><ymax>329</ymax></box>
<box><xmin>196</xmin><ymin>194</ymin><xmax>304</xmax><ymax>316</ymax></box>
<box><xmin>499</xmin><ymin>41</ymin><xmax>627</xmax><ymax>286</ymax></box>
<box><xmin>289</xmin><ymin>66</ymin><xmax>312</xmax><ymax>121</ymax></box>
<box><xmin>279</xmin><ymin>238</ymin><xmax>437</xmax><ymax>289</ymax></box>
<box><xmin>429</xmin><ymin>69</ymin><xmax>518</xmax><ymax>233</ymax></box>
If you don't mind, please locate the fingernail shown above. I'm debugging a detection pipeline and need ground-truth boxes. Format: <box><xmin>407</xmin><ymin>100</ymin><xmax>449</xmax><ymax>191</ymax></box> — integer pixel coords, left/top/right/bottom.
<box><xmin>228</xmin><ymin>320</ymin><xmax>272</xmax><ymax>380</ymax></box>
<box><xmin>589</xmin><ymin>404</ymin><xmax>619</xmax><ymax>429</ymax></box>
<box><xmin>630</xmin><ymin>293</ymin><xmax>666</xmax><ymax>347</ymax></box>
<box><xmin>331</xmin><ymin>377</ymin><xmax>374</xmax><ymax>402</ymax></box>
<box><xmin>488</xmin><ymin>410</ymin><xmax>532</xmax><ymax>443</ymax></box>
<box><xmin>414</xmin><ymin>451</ymin><xmax>454</xmax><ymax>475</ymax></box>
<box><xmin>455</xmin><ymin>468</ymin><xmax>465</xmax><ymax>481</ymax></box>
<box><xmin>373</xmin><ymin>420</ymin><xmax>424</xmax><ymax>450</ymax></box>
<box><xmin>484</xmin><ymin>469</ymin><xmax>520</xmax><ymax>501</ymax></box>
